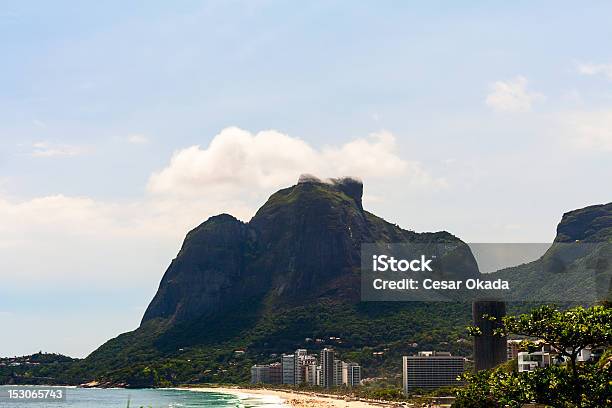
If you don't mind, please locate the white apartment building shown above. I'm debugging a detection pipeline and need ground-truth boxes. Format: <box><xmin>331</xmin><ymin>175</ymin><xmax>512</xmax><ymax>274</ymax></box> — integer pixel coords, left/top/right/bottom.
<box><xmin>296</xmin><ymin>354</ymin><xmax>317</xmax><ymax>385</ymax></box>
<box><xmin>518</xmin><ymin>351</ymin><xmax>551</xmax><ymax>372</ymax></box>
<box><xmin>304</xmin><ymin>362</ymin><xmax>318</xmax><ymax>385</ymax></box>
<box><xmin>342</xmin><ymin>362</ymin><xmax>361</xmax><ymax>387</ymax></box>
<box><xmin>402</xmin><ymin>351</ymin><xmax>465</xmax><ymax>392</ymax></box>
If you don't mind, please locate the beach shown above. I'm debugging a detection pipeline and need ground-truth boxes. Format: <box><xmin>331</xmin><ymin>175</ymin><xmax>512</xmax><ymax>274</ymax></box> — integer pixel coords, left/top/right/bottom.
<box><xmin>185</xmin><ymin>386</ymin><xmax>400</xmax><ymax>408</ymax></box>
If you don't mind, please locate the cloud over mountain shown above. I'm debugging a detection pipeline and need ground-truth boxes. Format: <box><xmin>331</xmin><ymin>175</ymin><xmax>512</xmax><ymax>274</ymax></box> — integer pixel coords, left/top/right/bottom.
<box><xmin>148</xmin><ymin>127</ymin><xmax>442</xmax><ymax>197</ymax></box>
<box><xmin>1</xmin><ymin>127</ymin><xmax>444</xmax><ymax>291</ymax></box>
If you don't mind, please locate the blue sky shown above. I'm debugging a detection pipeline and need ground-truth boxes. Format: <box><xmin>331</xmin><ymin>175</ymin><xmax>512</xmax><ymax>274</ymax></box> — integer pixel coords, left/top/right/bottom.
<box><xmin>1</xmin><ymin>1</ymin><xmax>612</xmax><ymax>357</ymax></box>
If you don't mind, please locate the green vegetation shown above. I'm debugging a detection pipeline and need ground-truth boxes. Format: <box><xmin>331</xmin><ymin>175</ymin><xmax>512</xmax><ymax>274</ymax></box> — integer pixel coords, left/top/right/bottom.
<box><xmin>30</xmin><ymin>178</ymin><xmax>476</xmax><ymax>387</ymax></box>
<box><xmin>0</xmin><ymin>302</ymin><xmax>474</xmax><ymax>386</ymax></box>
<box><xmin>0</xmin><ymin>352</ymin><xmax>77</xmax><ymax>385</ymax></box>
<box><xmin>3</xmin><ymin>182</ymin><xmax>609</xmax><ymax>396</ymax></box>
<box><xmin>455</xmin><ymin>305</ymin><xmax>612</xmax><ymax>407</ymax></box>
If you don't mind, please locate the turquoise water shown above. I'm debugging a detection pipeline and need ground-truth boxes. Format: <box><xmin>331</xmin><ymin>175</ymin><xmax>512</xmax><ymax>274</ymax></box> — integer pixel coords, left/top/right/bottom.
<box><xmin>0</xmin><ymin>387</ymin><xmax>285</xmax><ymax>408</ymax></box>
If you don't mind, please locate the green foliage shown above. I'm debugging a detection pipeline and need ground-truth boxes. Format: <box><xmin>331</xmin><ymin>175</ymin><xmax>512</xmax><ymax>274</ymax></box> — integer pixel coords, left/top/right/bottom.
<box><xmin>362</xmin><ymin>387</ymin><xmax>406</xmax><ymax>401</ymax></box>
<box><xmin>456</xmin><ymin>363</ymin><xmax>611</xmax><ymax>408</ymax></box>
<box><xmin>0</xmin><ymin>352</ymin><xmax>78</xmax><ymax>385</ymax></box>
<box><xmin>0</xmin><ymin>301</ymin><xmax>475</xmax><ymax>387</ymax></box>
<box><xmin>456</xmin><ymin>305</ymin><xmax>612</xmax><ymax>407</ymax></box>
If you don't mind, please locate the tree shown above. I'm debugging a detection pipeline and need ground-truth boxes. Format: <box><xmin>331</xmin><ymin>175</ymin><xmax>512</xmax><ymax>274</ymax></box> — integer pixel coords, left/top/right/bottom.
<box><xmin>456</xmin><ymin>305</ymin><xmax>612</xmax><ymax>407</ymax></box>
<box><xmin>497</xmin><ymin>305</ymin><xmax>611</xmax><ymax>382</ymax></box>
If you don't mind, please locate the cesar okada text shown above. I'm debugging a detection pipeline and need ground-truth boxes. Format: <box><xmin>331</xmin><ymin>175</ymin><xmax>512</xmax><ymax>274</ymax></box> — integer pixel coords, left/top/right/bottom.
<box><xmin>371</xmin><ymin>254</ymin><xmax>510</xmax><ymax>291</ymax></box>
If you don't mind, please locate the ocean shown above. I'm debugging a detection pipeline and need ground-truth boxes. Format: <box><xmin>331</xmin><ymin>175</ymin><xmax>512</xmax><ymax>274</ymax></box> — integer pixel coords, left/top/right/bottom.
<box><xmin>0</xmin><ymin>386</ymin><xmax>285</xmax><ymax>408</ymax></box>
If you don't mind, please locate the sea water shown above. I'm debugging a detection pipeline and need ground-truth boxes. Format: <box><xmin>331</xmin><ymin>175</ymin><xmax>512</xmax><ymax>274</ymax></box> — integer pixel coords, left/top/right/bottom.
<box><xmin>0</xmin><ymin>386</ymin><xmax>285</xmax><ymax>408</ymax></box>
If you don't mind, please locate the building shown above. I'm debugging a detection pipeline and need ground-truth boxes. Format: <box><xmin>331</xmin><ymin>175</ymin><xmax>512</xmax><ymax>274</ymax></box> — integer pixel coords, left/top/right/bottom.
<box><xmin>517</xmin><ymin>344</ymin><xmax>601</xmax><ymax>372</ymax></box>
<box><xmin>304</xmin><ymin>362</ymin><xmax>318</xmax><ymax>385</ymax></box>
<box><xmin>473</xmin><ymin>301</ymin><xmax>507</xmax><ymax>371</ymax></box>
<box><xmin>320</xmin><ymin>348</ymin><xmax>335</xmax><ymax>388</ymax></box>
<box><xmin>402</xmin><ymin>351</ymin><xmax>465</xmax><ymax>392</ymax></box>
<box><xmin>282</xmin><ymin>354</ymin><xmax>296</xmax><ymax>385</ymax></box>
<box><xmin>574</xmin><ymin>346</ymin><xmax>604</xmax><ymax>362</ymax></box>
<box><xmin>518</xmin><ymin>351</ymin><xmax>551</xmax><ymax>372</ymax></box>
<box><xmin>333</xmin><ymin>358</ymin><xmax>343</xmax><ymax>386</ymax></box>
<box><xmin>251</xmin><ymin>348</ymin><xmax>363</xmax><ymax>388</ymax></box>
<box><xmin>341</xmin><ymin>362</ymin><xmax>349</xmax><ymax>385</ymax></box>
<box><xmin>507</xmin><ymin>339</ymin><xmax>522</xmax><ymax>360</ymax></box>
<box><xmin>342</xmin><ymin>362</ymin><xmax>361</xmax><ymax>387</ymax></box>
<box><xmin>269</xmin><ymin>362</ymin><xmax>282</xmax><ymax>384</ymax></box>
<box><xmin>251</xmin><ymin>365</ymin><xmax>270</xmax><ymax>384</ymax></box>
<box><xmin>316</xmin><ymin>365</ymin><xmax>322</xmax><ymax>386</ymax></box>
<box><xmin>296</xmin><ymin>354</ymin><xmax>317</xmax><ymax>385</ymax></box>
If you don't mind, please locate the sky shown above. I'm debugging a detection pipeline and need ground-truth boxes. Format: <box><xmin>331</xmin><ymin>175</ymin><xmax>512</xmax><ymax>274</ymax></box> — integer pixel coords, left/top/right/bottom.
<box><xmin>1</xmin><ymin>1</ymin><xmax>612</xmax><ymax>358</ymax></box>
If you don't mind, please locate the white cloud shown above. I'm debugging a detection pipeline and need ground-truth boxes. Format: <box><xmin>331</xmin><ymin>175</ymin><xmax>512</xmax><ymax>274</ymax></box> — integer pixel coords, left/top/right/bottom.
<box><xmin>577</xmin><ymin>62</ymin><xmax>612</xmax><ymax>80</ymax></box>
<box><xmin>148</xmin><ymin>127</ymin><xmax>443</xmax><ymax>197</ymax></box>
<box><xmin>126</xmin><ymin>134</ymin><xmax>149</xmax><ymax>144</ymax></box>
<box><xmin>485</xmin><ymin>76</ymin><xmax>545</xmax><ymax>112</ymax></box>
<box><xmin>562</xmin><ymin>109</ymin><xmax>612</xmax><ymax>151</ymax></box>
<box><xmin>31</xmin><ymin>142</ymin><xmax>86</xmax><ymax>157</ymax></box>
<box><xmin>0</xmin><ymin>193</ymin><xmax>253</xmax><ymax>289</ymax></box>
<box><xmin>2</xmin><ymin>127</ymin><xmax>445</xmax><ymax>289</ymax></box>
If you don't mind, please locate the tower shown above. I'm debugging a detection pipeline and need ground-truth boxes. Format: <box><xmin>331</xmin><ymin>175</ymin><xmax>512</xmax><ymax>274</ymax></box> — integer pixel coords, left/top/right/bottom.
<box><xmin>320</xmin><ymin>348</ymin><xmax>335</xmax><ymax>388</ymax></box>
<box><xmin>472</xmin><ymin>300</ymin><xmax>507</xmax><ymax>371</ymax></box>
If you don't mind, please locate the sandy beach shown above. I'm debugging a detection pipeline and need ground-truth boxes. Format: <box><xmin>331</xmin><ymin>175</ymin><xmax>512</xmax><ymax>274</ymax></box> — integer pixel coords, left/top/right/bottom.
<box><xmin>184</xmin><ymin>386</ymin><xmax>401</xmax><ymax>408</ymax></box>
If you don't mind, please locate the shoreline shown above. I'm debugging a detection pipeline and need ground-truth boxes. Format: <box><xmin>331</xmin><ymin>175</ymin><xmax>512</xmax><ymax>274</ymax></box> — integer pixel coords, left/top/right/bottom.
<box><xmin>180</xmin><ymin>386</ymin><xmax>400</xmax><ymax>408</ymax></box>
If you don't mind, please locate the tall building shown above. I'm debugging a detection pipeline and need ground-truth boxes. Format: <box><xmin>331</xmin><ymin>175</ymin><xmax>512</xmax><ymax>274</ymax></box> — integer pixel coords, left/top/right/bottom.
<box><xmin>304</xmin><ymin>362</ymin><xmax>318</xmax><ymax>385</ymax></box>
<box><xmin>315</xmin><ymin>365</ymin><xmax>322</xmax><ymax>386</ymax></box>
<box><xmin>341</xmin><ymin>362</ymin><xmax>349</xmax><ymax>386</ymax></box>
<box><xmin>333</xmin><ymin>358</ymin><xmax>343</xmax><ymax>386</ymax></box>
<box><xmin>251</xmin><ymin>365</ymin><xmax>270</xmax><ymax>384</ymax></box>
<box><xmin>282</xmin><ymin>354</ymin><xmax>296</xmax><ymax>385</ymax></box>
<box><xmin>402</xmin><ymin>351</ymin><xmax>465</xmax><ymax>392</ymax></box>
<box><xmin>342</xmin><ymin>362</ymin><xmax>361</xmax><ymax>387</ymax></box>
<box><xmin>269</xmin><ymin>362</ymin><xmax>282</xmax><ymax>384</ymax></box>
<box><xmin>250</xmin><ymin>348</ymin><xmax>364</xmax><ymax>389</ymax></box>
<box><xmin>320</xmin><ymin>348</ymin><xmax>335</xmax><ymax>388</ymax></box>
<box><xmin>295</xmin><ymin>354</ymin><xmax>317</xmax><ymax>385</ymax></box>
<box><xmin>473</xmin><ymin>300</ymin><xmax>507</xmax><ymax>371</ymax></box>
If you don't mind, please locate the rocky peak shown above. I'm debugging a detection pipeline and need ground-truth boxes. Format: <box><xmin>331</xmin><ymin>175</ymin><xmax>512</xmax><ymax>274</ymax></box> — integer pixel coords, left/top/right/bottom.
<box><xmin>555</xmin><ymin>202</ymin><xmax>612</xmax><ymax>243</ymax></box>
<box><xmin>297</xmin><ymin>174</ymin><xmax>363</xmax><ymax>209</ymax></box>
<box><xmin>141</xmin><ymin>177</ymin><xmax>471</xmax><ymax>326</ymax></box>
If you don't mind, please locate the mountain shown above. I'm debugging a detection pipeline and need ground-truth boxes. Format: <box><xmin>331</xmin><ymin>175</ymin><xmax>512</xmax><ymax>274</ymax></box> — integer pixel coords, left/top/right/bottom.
<box><xmin>61</xmin><ymin>176</ymin><xmax>480</xmax><ymax>386</ymax></box>
<box><xmin>6</xmin><ymin>179</ymin><xmax>609</xmax><ymax>387</ymax></box>
<box><xmin>555</xmin><ymin>202</ymin><xmax>612</xmax><ymax>243</ymax></box>
<box><xmin>142</xmin><ymin>175</ymin><xmax>478</xmax><ymax>325</ymax></box>
<box><xmin>493</xmin><ymin>202</ymin><xmax>612</xmax><ymax>303</ymax></box>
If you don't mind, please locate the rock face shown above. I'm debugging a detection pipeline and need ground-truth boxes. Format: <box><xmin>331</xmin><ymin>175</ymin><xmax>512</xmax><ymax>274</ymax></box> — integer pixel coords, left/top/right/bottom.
<box><xmin>63</xmin><ymin>183</ymin><xmax>610</xmax><ymax>387</ymax></box>
<box><xmin>142</xmin><ymin>175</ymin><xmax>476</xmax><ymax>325</ymax></box>
<box><xmin>555</xmin><ymin>202</ymin><xmax>612</xmax><ymax>243</ymax></box>
<box><xmin>142</xmin><ymin>214</ymin><xmax>256</xmax><ymax>323</ymax></box>
<box><xmin>493</xmin><ymin>201</ymin><xmax>612</xmax><ymax>302</ymax></box>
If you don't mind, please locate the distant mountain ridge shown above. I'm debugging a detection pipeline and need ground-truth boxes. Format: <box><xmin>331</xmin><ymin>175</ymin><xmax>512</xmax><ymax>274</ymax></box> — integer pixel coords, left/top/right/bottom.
<box><xmin>555</xmin><ymin>202</ymin><xmax>612</xmax><ymax>243</ymax></box>
<box><xmin>493</xmin><ymin>202</ymin><xmax>612</xmax><ymax>303</ymax></box>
